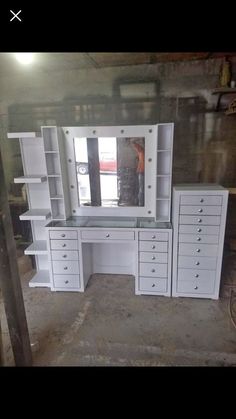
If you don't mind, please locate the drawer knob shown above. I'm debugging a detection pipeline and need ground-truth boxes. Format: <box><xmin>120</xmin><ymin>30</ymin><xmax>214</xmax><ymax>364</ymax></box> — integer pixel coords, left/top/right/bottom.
<box><xmin>152</xmin><ymin>235</ymin><xmax>156</xmax><ymax>239</ymax></box>
<box><xmin>197</xmin><ymin>228</ymin><xmax>202</xmax><ymax>232</ymax></box>
<box><xmin>195</xmin><ymin>261</ymin><xmax>200</xmax><ymax>265</ymax></box>
<box><xmin>151</xmin><ymin>256</ymin><xmax>156</xmax><ymax>260</ymax></box>
<box><xmin>195</xmin><ymin>274</ymin><xmax>199</xmax><ymax>278</ymax></box>
<box><xmin>64</xmin><ymin>266</ymin><xmax>68</xmax><ymax>270</ymax></box>
<box><xmin>63</xmin><ymin>254</ymin><xmax>67</xmax><ymax>258</ymax></box>
<box><xmin>194</xmin><ymin>286</ymin><xmax>198</xmax><ymax>290</ymax></box>
<box><xmin>196</xmin><ymin>249</ymin><xmax>200</xmax><ymax>252</ymax></box>
<box><xmin>62</xmin><ymin>244</ymin><xmax>66</xmax><ymax>247</ymax></box>
<box><xmin>106</xmin><ymin>234</ymin><xmax>110</xmax><ymax>238</ymax></box>
<box><xmin>198</xmin><ymin>208</ymin><xmax>203</xmax><ymax>213</ymax></box>
<box><xmin>152</xmin><ymin>284</ymin><xmax>156</xmax><ymax>287</ymax></box>
<box><xmin>197</xmin><ymin>219</ymin><xmax>202</xmax><ymax>223</ymax></box>
<box><xmin>200</xmin><ymin>198</ymin><xmax>204</xmax><ymax>203</ymax></box>
<box><xmin>65</xmin><ymin>280</ymin><xmax>69</xmax><ymax>284</ymax></box>
<box><xmin>61</xmin><ymin>234</ymin><xmax>66</xmax><ymax>237</ymax></box>
<box><xmin>151</xmin><ymin>269</ymin><xmax>155</xmax><ymax>273</ymax></box>
<box><xmin>152</xmin><ymin>245</ymin><xmax>156</xmax><ymax>249</ymax></box>
<box><xmin>197</xmin><ymin>237</ymin><xmax>201</xmax><ymax>241</ymax></box>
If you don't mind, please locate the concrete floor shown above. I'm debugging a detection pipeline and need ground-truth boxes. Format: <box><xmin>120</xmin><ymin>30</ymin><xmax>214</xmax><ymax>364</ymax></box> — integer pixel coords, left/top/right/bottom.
<box><xmin>1</xmin><ymin>270</ymin><xmax>236</xmax><ymax>366</ymax></box>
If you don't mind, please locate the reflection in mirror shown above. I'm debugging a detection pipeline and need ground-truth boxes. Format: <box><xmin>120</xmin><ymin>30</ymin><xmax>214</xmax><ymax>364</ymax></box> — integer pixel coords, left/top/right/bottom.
<box><xmin>74</xmin><ymin>137</ymin><xmax>145</xmax><ymax>207</ymax></box>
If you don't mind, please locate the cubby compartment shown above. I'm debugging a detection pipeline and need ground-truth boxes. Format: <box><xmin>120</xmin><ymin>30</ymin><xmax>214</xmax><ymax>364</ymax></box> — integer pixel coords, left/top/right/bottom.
<box><xmin>156</xmin><ymin>199</ymin><xmax>170</xmax><ymax>221</ymax></box>
<box><xmin>45</xmin><ymin>153</ymin><xmax>61</xmax><ymax>176</ymax></box>
<box><xmin>42</xmin><ymin>127</ymin><xmax>59</xmax><ymax>152</ymax></box>
<box><xmin>51</xmin><ymin>200</ymin><xmax>65</xmax><ymax>220</ymax></box>
<box><xmin>157</xmin><ymin>151</ymin><xmax>171</xmax><ymax>175</ymax></box>
<box><xmin>158</xmin><ymin>124</ymin><xmax>173</xmax><ymax>150</ymax></box>
<box><xmin>156</xmin><ymin>176</ymin><xmax>170</xmax><ymax>200</ymax></box>
<box><xmin>48</xmin><ymin>177</ymin><xmax>63</xmax><ymax>199</ymax></box>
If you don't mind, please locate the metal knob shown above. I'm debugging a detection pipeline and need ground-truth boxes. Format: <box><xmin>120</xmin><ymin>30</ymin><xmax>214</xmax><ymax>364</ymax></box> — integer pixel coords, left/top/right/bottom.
<box><xmin>63</xmin><ymin>255</ymin><xmax>67</xmax><ymax>258</ymax></box>
<box><xmin>62</xmin><ymin>244</ymin><xmax>66</xmax><ymax>247</ymax></box>
<box><xmin>151</xmin><ymin>256</ymin><xmax>156</xmax><ymax>260</ymax></box>
<box><xmin>152</xmin><ymin>284</ymin><xmax>155</xmax><ymax>287</ymax></box>
<box><xmin>194</xmin><ymin>286</ymin><xmax>198</xmax><ymax>290</ymax></box>
<box><xmin>196</xmin><ymin>249</ymin><xmax>200</xmax><ymax>252</ymax></box>
<box><xmin>152</xmin><ymin>245</ymin><xmax>155</xmax><ymax>249</ymax></box>
<box><xmin>198</xmin><ymin>208</ymin><xmax>203</xmax><ymax>213</ymax></box>
<box><xmin>106</xmin><ymin>234</ymin><xmax>110</xmax><ymax>238</ymax></box>
<box><xmin>61</xmin><ymin>234</ymin><xmax>66</xmax><ymax>237</ymax></box>
<box><xmin>197</xmin><ymin>219</ymin><xmax>202</xmax><ymax>223</ymax></box>
<box><xmin>151</xmin><ymin>269</ymin><xmax>155</xmax><ymax>273</ymax></box>
<box><xmin>197</xmin><ymin>237</ymin><xmax>201</xmax><ymax>241</ymax></box>
<box><xmin>197</xmin><ymin>228</ymin><xmax>201</xmax><ymax>232</ymax></box>
<box><xmin>152</xmin><ymin>235</ymin><xmax>156</xmax><ymax>239</ymax></box>
<box><xmin>200</xmin><ymin>198</ymin><xmax>204</xmax><ymax>203</ymax></box>
<box><xmin>195</xmin><ymin>274</ymin><xmax>199</xmax><ymax>278</ymax></box>
<box><xmin>65</xmin><ymin>280</ymin><xmax>69</xmax><ymax>284</ymax></box>
<box><xmin>64</xmin><ymin>266</ymin><xmax>68</xmax><ymax>270</ymax></box>
<box><xmin>195</xmin><ymin>261</ymin><xmax>200</xmax><ymax>265</ymax></box>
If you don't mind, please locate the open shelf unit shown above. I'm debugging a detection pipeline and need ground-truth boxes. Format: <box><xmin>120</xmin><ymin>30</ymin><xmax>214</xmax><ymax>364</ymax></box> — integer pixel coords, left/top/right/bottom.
<box><xmin>155</xmin><ymin>124</ymin><xmax>173</xmax><ymax>221</ymax></box>
<box><xmin>29</xmin><ymin>270</ymin><xmax>51</xmax><ymax>288</ymax></box>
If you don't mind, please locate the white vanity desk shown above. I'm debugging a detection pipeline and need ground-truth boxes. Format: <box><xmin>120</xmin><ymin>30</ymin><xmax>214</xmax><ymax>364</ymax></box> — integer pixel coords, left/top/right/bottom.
<box><xmin>46</xmin><ymin>217</ymin><xmax>172</xmax><ymax>296</ymax></box>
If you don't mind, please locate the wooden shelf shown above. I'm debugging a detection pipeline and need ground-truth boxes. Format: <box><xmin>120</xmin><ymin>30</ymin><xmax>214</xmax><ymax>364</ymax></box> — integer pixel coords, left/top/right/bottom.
<box><xmin>24</xmin><ymin>241</ymin><xmax>48</xmax><ymax>255</ymax></box>
<box><xmin>29</xmin><ymin>270</ymin><xmax>51</xmax><ymax>288</ymax></box>
<box><xmin>19</xmin><ymin>209</ymin><xmax>51</xmax><ymax>220</ymax></box>
<box><xmin>14</xmin><ymin>175</ymin><xmax>47</xmax><ymax>184</ymax></box>
<box><xmin>212</xmin><ymin>88</ymin><xmax>236</xmax><ymax>94</ymax></box>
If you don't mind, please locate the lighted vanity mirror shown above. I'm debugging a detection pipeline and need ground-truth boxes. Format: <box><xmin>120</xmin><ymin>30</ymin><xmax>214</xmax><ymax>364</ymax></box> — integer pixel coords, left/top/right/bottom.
<box><xmin>74</xmin><ymin>137</ymin><xmax>145</xmax><ymax>208</ymax></box>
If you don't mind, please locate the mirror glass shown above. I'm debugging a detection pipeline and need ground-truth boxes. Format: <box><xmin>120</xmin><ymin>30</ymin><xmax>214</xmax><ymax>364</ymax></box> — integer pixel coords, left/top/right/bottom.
<box><xmin>74</xmin><ymin>137</ymin><xmax>145</xmax><ymax>207</ymax></box>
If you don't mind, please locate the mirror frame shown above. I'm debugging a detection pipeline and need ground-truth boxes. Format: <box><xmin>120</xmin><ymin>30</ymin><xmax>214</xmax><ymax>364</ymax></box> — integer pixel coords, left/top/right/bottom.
<box><xmin>63</xmin><ymin>125</ymin><xmax>157</xmax><ymax>217</ymax></box>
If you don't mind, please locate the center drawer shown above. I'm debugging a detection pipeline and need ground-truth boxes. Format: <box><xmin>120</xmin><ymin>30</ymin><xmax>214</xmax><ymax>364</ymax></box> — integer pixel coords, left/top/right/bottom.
<box><xmin>51</xmin><ymin>250</ymin><xmax>79</xmax><ymax>261</ymax></box>
<box><xmin>50</xmin><ymin>240</ymin><xmax>78</xmax><ymax>250</ymax></box>
<box><xmin>180</xmin><ymin>205</ymin><xmax>222</xmax><ymax>216</ymax></box>
<box><xmin>179</xmin><ymin>215</ymin><xmax>221</xmax><ymax>225</ymax></box>
<box><xmin>179</xmin><ymin>234</ymin><xmax>219</xmax><ymax>244</ymax></box>
<box><xmin>178</xmin><ymin>243</ymin><xmax>218</xmax><ymax>257</ymax></box>
<box><xmin>138</xmin><ymin>231</ymin><xmax>168</xmax><ymax>241</ymax></box>
<box><xmin>139</xmin><ymin>251</ymin><xmax>168</xmax><ymax>263</ymax></box>
<box><xmin>81</xmin><ymin>230</ymin><xmax>134</xmax><ymax>241</ymax></box>
<box><xmin>178</xmin><ymin>268</ymin><xmax>215</xmax><ymax>282</ymax></box>
<box><xmin>139</xmin><ymin>262</ymin><xmax>168</xmax><ymax>278</ymax></box>
<box><xmin>139</xmin><ymin>277</ymin><xmax>167</xmax><ymax>293</ymax></box>
<box><xmin>49</xmin><ymin>230</ymin><xmax>77</xmax><ymax>240</ymax></box>
<box><xmin>139</xmin><ymin>241</ymin><xmax>168</xmax><ymax>252</ymax></box>
<box><xmin>52</xmin><ymin>260</ymin><xmax>80</xmax><ymax>275</ymax></box>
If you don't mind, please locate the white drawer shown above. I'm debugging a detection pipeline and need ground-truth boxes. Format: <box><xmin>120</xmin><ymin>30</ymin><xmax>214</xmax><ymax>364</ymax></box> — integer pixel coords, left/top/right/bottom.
<box><xmin>178</xmin><ymin>268</ymin><xmax>216</xmax><ymax>282</ymax></box>
<box><xmin>139</xmin><ymin>277</ymin><xmax>167</xmax><ymax>293</ymax></box>
<box><xmin>53</xmin><ymin>275</ymin><xmax>80</xmax><ymax>289</ymax></box>
<box><xmin>139</xmin><ymin>241</ymin><xmax>168</xmax><ymax>252</ymax></box>
<box><xmin>180</xmin><ymin>195</ymin><xmax>222</xmax><ymax>206</ymax></box>
<box><xmin>50</xmin><ymin>240</ymin><xmax>78</xmax><ymax>250</ymax></box>
<box><xmin>139</xmin><ymin>252</ymin><xmax>168</xmax><ymax>264</ymax></box>
<box><xmin>51</xmin><ymin>250</ymin><xmax>79</xmax><ymax>261</ymax></box>
<box><xmin>139</xmin><ymin>262</ymin><xmax>168</xmax><ymax>278</ymax></box>
<box><xmin>179</xmin><ymin>243</ymin><xmax>218</xmax><ymax>257</ymax></box>
<box><xmin>49</xmin><ymin>230</ymin><xmax>77</xmax><ymax>240</ymax></box>
<box><xmin>180</xmin><ymin>205</ymin><xmax>222</xmax><ymax>216</ymax></box>
<box><xmin>81</xmin><ymin>230</ymin><xmax>134</xmax><ymax>241</ymax></box>
<box><xmin>52</xmin><ymin>260</ymin><xmax>80</xmax><ymax>275</ymax></box>
<box><xmin>178</xmin><ymin>256</ymin><xmax>217</xmax><ymax>270</ymax></box>
<box><xmin>179</xmin><ymin>215</ymin><xmax>221</xmax><ymax>225</ymax></box>
<box><xmin>177</xmin><ymin>279</ymin><xmax>215</xmax><ymax>295</ymax></box>
<box><xmin>179</xmin><ymin>225</ymin><xmax>220</xmax><ymax>235</ymax></box>
<box><xmin>139</xmin><ymin>231</ymin><xmax>168</xmax><ymax>241</ymax></box>
<box><xmin>179</xmin><ymin>234</ymin><xmax>219</xmax><ymax>244</ymax></box>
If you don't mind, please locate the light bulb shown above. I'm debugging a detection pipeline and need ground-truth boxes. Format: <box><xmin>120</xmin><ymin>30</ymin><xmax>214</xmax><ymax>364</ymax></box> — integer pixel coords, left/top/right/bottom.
<box><xmin>14</xmin><ymin>53</ymin><xmax>34</xmax><ymax>65</ymax></box>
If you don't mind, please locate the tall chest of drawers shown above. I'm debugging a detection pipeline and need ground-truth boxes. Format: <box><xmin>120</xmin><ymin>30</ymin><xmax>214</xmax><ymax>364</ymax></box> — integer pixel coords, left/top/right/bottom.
<box><xmin>172</xmin><ymin>185</ymin><xmax>229</xmax><ymax>299</ymax></box>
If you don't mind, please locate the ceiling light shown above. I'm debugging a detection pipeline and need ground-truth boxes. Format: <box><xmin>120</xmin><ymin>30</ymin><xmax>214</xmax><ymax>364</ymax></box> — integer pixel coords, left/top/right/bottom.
<box><xmin>14</xmin><ymin>53</ymin><xmax>34</xmax><ymax>65</ymax></box>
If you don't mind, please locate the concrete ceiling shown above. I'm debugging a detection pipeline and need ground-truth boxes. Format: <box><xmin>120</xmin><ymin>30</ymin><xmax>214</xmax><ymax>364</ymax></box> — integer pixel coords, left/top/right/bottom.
<box><xmin>0</xmin><ymin>52</ymin><xmax>236</xmax><ymax>76</ymax></box>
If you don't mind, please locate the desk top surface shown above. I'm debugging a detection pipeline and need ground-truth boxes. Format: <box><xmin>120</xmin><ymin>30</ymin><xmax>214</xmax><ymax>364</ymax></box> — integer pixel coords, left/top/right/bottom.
<box><xmin>46</xmin><ymin>217</ymin><xmax>172</xmax><ymax>229</ymax></box>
